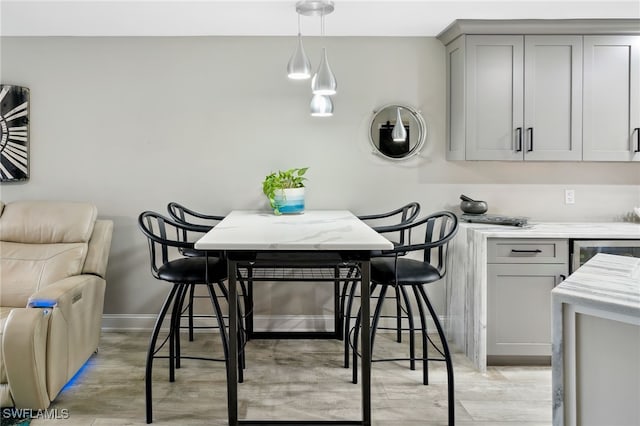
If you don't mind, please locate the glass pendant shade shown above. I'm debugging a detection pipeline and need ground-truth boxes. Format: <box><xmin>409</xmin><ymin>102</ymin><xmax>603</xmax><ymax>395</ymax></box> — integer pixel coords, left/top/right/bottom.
<box><xmin>311</xmin><ymin>48</ymin><xmax>337</xmax><ymax>95</ymax></box>
<box><xmin>392</xmin><ymin>107</ymin><xmax>407</xmax><ymax>141</ymax></box>
<box><xmin>310</xmin><ymin>94</ymin><xmax>333</xmax><ymax>117</ymax></box>
<box><xmin>287</xmin><ymin>34</ymin><xmax>312</xmax><ymax>80</ymax></box>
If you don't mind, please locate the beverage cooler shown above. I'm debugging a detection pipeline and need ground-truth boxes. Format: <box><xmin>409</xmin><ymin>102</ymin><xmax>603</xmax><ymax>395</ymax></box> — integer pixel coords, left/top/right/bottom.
<box><xmin>570</xmin><ymin>239</ymin><xmax>640</xmax><ymax>273</ymax></box>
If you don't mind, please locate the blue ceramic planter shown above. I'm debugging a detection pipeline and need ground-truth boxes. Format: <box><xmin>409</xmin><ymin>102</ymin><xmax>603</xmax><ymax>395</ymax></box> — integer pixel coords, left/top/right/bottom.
<box><xmin>274</xmin><ymin>188</ymin><xmax>305</xmax><ymax>214</ymax></box>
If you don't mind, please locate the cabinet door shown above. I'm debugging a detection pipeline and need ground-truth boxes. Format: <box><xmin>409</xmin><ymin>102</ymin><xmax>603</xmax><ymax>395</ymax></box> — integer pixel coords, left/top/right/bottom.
<box><xmin>583</xmin><ymin>36</ymin><xmax>640</xmax><ymax>161</ymax></box>
<box><xmin>524</xmin><ymin>36</ymin><xmax>583</xmax><ymax>161</ymax></box>
<box><xmin>487</xmin><ymin>263</ymin><xmax>567</xmax><ymax>357</ymax></box>
<box><xmin>466</xmin><ymin>35</ymin><xmax>524</xmax><ymax>160</ymax></box>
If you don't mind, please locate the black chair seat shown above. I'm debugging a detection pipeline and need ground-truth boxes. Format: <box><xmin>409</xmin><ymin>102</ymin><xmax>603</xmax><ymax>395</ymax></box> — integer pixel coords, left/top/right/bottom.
<box><xmin>158</xmin><ymin>256</ymin><xmax>227</xmax><ymax>283</ymax></box>
<box><xmin>371</xmin><ymin>257</ymin><xmax>442</xmax><ymax>285</ymax></box>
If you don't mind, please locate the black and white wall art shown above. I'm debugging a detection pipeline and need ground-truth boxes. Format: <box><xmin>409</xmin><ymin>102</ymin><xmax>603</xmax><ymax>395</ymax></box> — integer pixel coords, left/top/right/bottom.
<box><xmin>0</xmin><ymin>85</ymin><xmax>29</xmax><ymax>182</ymax></box>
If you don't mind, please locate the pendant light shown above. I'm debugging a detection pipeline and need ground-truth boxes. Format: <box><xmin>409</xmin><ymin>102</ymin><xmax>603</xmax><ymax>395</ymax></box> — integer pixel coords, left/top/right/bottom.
<box><xmin>310</xmin><ymin>94</ymin><xmax>333</xmax><ymax>117</ymax></box>
<box><xmin>287</xmin><ymin>14</ymin><xmax>312</xmax><ymax>80</ymax></box>
<box><xmin>392</xmin><ymin>107</ymin><xmax>407</xmax><ymax>141</ymax></box>
<box><xmin>311</xmin><ymin>13</ymin><xmax>337</xmax><ymax>95</ymax></box>
<box><xmin>290</xmin><ymin>1</ymin><xmax>337</xmax><ymax>117</ymax></box>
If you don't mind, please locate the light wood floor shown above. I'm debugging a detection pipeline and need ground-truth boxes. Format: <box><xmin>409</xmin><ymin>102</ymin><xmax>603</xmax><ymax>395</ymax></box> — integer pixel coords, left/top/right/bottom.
<box><xmin>31</xmin><ymin>331</ymin><xmax>551</xmax><ymax>425</ymax></box>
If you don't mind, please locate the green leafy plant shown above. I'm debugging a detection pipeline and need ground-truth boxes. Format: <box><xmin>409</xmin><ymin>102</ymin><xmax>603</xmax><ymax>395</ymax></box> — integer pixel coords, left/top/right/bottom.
<box><xmin>262</xmin><ymin>167</ymin><xmax>308</xmax><ymax>215</ymax></box>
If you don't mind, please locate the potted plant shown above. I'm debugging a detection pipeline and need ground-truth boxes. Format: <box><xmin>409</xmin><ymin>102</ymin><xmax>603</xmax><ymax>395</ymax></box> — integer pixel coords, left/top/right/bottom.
<box><xmin>262</xmin><ymin>167</ymin><xmax>308</xmax><ymax>215</ymax></box>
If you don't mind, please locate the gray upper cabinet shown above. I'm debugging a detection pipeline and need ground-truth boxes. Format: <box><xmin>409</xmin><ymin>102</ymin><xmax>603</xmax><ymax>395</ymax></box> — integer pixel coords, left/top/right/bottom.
<box><xmin>583</xmin><ymin>36</ymin><xmax>640</xmax><ymax>161</ymax></box>
<box><xmin>464</xmin><ymin>35</ymin><xmax>524</xmax><ymax>161</ymax></box>
<box><xmin>524</xmin><ymin>36</ymin><xmax>583</xmax><ymax>161</ymax></box>
<box><xmin>439</xmin><ymin>19</ymin><xmax>640</xmax><ymax>162</ymax></box>
<box><xmin>448</xmin><ymin>34</ymin><xmax>582</xmax><ymax>161</ymax></box>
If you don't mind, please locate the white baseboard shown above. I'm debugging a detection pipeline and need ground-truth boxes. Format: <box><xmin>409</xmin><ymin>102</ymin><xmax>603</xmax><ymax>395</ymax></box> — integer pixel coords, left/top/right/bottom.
<box><xmin>102</xmin><ymin>314</ymin><xmax>441</xmax><ymax>333</ymax></box>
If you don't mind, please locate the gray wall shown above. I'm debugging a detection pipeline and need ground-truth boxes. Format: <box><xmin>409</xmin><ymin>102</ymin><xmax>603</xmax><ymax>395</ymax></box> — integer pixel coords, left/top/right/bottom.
<box><xmin>1</xmin><ymin>36</ymin><xmax>639</xmax><ymax>327</ymax></box>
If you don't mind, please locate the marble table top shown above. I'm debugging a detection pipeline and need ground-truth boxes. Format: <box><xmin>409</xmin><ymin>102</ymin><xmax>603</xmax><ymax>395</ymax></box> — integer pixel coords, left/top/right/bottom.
<box><xmin>460</xmin><ymin>221</ymin><xmax>640</xmax><ymax>239</ymax></box>
<box><xmin>552</xmin><ymin>253</ymin><xmax>640</xmax><ymax>317</ymax></box>
<box><xmin>194</xmin><ymin>210</ymin><xmax>394</xmax><ymax>251</ymax></box>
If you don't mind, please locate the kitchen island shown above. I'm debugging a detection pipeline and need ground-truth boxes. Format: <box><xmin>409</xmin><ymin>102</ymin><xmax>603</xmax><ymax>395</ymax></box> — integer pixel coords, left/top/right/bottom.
<box><xmin>445</xmin><ymin>222</ymin><xmax>640</xmax><ymax>371</ymax></box>
<box><xmin>551</xmin><ymin>253</ymin><xmax>640</xmax><ymax>426</ymax></box>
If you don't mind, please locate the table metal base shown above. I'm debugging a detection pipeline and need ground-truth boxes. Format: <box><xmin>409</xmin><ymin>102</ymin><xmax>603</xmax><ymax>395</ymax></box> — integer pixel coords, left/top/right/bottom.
<box><xmin>226</xmin><ymin>251</ymin><xmax>372</xmax><ymax>426</ymax></box>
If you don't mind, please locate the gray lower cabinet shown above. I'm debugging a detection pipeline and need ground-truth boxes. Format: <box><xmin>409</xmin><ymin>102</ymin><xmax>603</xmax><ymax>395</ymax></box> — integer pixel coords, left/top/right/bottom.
<box><xmin>446</xmin><ymin>34</ymin><xmax>583</xmax><ymax>161</ymax></box>
<box><xmin>487</xmin><ymin>238</ymin><xmax>568</xmax><ymax>361</ymax></box>
<box><xmin>583</xmin><ymin>35</ymin><xmax>640</xmax><ymax>162</ymax></box>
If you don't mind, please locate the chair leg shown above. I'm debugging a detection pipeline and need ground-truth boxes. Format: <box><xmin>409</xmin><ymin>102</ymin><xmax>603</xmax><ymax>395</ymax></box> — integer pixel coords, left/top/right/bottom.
<box><xmin>206</xmin><ymin>282</ymin><xmax>244</xmax><ymax>383</ymax></box>
<box><xmin>343</xmin><ymin>269</ymin><xmax>358</xmax><ymax>368</ymax></box>
<box><xmin>215</xmin><ymin>281</ymin><xmax>246</xmax><ymax>377</ymax></box>
<box><xmin>334</xmin><ymin>266</ymin><xmax>342</xmax><ymax>341</ymax></box>
<box><xmin>173</xmin><ymin>285</ymin><xmax>189</xmax><ymax>369</ymax></box>
<box><xmin>351</xmin><ymin>282</ymin><xmax>377</xmax><ymax>384</ymax></box>
<box><xmin>395</xmin><ymin>285</ymin><xmax>402</xmax><ymax>343</ymax></box>
<box><xmin>351</xmin><ymin>305</ymin><xmax>361</xmax><ymax>384</ymax></box>
<box><xmin>411</xmin><ymin>285</ymin><xmax>429</xmax><ymax>385</ymax></box>
<box><xmin>399</xmin><ymin>286</ymin><xmax>416</xmax><ymax>370</ymax></box>
<box><xmin>369</xmin><ymin>284</ymin><xmax>388</xmax><ymax>352</ymax></box>
<box><xmin>417</xmin><ymin>285</ymin><xmax>455</xmax><ymax>426</ymax></box>
<box><xmin>206</xmin><ymin>283</ymin><xmax>229</xmax><ymax>361</ymax></box>
<box><xmin>168</xmin><ymin>284</ymin><xmax>185</xmax><ymax>382</ymax></box>
<box><xmin>146</xmin><ymin>284</ymin><xmax>180</xmax><ymax>424</ymax></box>
<box><xmin>339</xmin><ymin>280</ymin><xmax>351</xmax><ymax>362</ymax></box>
<box><xmin>188</xmin><ymin>284</ymin><xmax>196</xmax><ymax>342</ymax></box>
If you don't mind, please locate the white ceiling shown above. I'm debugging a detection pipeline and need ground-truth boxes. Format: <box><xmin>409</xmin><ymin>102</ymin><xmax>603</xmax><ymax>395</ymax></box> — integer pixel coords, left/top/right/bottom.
<box><xmin>1</xmin><ymin>0</ymin><xmax>638</xmax><ymax>37</ymax></box>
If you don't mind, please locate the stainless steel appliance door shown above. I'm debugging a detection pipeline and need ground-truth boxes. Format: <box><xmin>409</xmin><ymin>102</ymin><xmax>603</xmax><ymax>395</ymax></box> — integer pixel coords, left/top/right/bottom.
<box><xmin>571</xmin><ymin>239</ymin><xmax>640</xmax><ymax>273</ymax></box>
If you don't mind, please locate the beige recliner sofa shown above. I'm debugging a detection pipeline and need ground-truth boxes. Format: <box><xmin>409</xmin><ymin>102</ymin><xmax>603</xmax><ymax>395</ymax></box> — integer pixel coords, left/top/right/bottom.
<box><xmin>0</xmin><ymin>200</ymin><xmax>113</xmax><ymax>409</ymax></box>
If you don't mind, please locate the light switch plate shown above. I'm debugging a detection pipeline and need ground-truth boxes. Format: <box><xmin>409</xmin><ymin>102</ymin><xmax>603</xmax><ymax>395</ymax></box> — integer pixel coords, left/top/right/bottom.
<box><xmin>565</xmin><ymin>189</ymin><xmax>575</xmax><ymax>204</ymax></box>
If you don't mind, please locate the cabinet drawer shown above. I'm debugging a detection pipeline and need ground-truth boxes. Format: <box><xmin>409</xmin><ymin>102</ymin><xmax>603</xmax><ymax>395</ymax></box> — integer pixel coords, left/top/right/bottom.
<box><xmin>488</xmin><ymin>238</ymin><xmax>568</xmax><ymax>264</ymax></box>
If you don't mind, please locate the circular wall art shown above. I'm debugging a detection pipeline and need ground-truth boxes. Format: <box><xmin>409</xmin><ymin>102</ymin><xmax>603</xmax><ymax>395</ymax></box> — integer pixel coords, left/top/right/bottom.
<box><xmin>0</xmin><ymin>85</ymin><xmax>29</xmax><ymax>182</ymax></box>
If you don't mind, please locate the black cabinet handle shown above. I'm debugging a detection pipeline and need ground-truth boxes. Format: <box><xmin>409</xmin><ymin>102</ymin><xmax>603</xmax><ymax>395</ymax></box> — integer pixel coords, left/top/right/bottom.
<box><xmin>527</xmin><ymin>127</ymin><xmax>534</xmax><ymax>152</ymax></box>
<box><xmin>515</xmin><ymin>127</ymin><xmax>523</xmax><ymax>152</ymax></box>
<box><xmin>511</xmin><ymin>249</ymin><xmax>542</xmax><ymax>253</ymax></box>
<box><xmin>635</xmin><ymin>128</ymin><xmax>640</xmax><ymax>153</ymax></box>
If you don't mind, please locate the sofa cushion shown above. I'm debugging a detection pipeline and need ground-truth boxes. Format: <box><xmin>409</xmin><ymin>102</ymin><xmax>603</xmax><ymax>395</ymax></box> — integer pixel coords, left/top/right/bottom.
<box><xmin>0</xmin><ymin>201</ymin><xmax>97</xmax><ymax>244</ymax></box>
<box><xmin>0</xmin><ymin>242</ymin><xmax>87</xmax><ymax>307</ymax></box>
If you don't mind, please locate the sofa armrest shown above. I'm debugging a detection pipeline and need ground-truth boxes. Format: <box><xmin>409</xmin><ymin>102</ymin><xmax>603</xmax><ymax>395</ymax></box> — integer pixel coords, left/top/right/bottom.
<box><xmin>28</xmin><ymin>275</ymin><xmax>100</xmax><ymax>323</ymax></box>
<box><xmin>2</xmin><ymin>308</ymin><xmax>52</xmax><ymax>409</ymax></box>
<box><xmin>27</xmin><ymin>274</ymin><xmax>106</xmax><ymax>401</ymax></box>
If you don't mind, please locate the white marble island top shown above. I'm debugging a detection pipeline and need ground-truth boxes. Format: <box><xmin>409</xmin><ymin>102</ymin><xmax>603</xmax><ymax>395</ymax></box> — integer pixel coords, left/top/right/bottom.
<box><xmin>551</xmin><ymin>254</ymin><xmax>640</xmax><ymax>426</ymax></box>
<box><xmin>195</xmin><ymin>210</ymin><xmax>394</xmax><ymax>251</ymax></box>
<box><xmin>552</xmin><ymin>253</ymin><xmax>640</xmax><ymax>318</ymax></box>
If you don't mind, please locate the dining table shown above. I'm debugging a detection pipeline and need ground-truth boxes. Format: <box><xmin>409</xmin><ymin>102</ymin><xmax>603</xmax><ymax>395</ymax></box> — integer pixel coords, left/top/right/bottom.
<box><xmin>194</xmin><ymin>210</ymin><xmax>394</xmax><ymax>426</ymax></box>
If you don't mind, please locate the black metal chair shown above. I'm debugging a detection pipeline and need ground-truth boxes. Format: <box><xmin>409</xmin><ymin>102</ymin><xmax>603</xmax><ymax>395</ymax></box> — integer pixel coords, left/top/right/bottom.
<box><xmin>350</xmin><ymin>210</ymin><xmax>458</xmax><ymax>426</ymax></box>
<box><xmin>167</xmin><ymin>201</ymin><xmax>225</xmax><ymax>257</ymax></box>
<box><xmin>167</xmin><ymin>202</ymin><xmax>227</xmax><ymax>341</ymax></box>
<box><xmin>138</xmin><ymin>211</ymin><xmax>244</xmax><ymax>424</ymax></box>
<box><xmin>341</xmin><ymin>202</ymin><xmax>421</xmax><ymax>367</ymax></box>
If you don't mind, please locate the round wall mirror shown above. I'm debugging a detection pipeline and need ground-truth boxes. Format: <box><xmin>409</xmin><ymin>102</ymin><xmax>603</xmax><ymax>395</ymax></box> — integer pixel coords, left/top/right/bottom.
<box><xmin>369</xmin><ymin>104</ymin><xmax>427</xmax><ymax>160</ymax></box>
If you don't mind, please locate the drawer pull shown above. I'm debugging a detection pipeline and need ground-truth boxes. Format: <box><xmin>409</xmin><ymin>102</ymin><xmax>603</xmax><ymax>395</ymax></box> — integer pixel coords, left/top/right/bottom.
<box><xmin>510</xmin><ymin>249</ymin><xmax>542</xmax><ymax>254</ymax></box>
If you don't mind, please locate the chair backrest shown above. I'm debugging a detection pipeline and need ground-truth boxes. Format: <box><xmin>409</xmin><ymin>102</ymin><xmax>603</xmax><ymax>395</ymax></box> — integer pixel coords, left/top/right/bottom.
<box><xmin>138</xmin><ymin>211</ymin><xmax>205</xmax><ymax>278</ymax></box>
<box><xmin>394</xmin><ymin>211</ymin><xmax>459</xmax><ymax>277</ymax></box>
<box><xmin>167</xmin><ymin>202</ymin><xmax>225</xmax><ymax>227</ymax></box>
<box><xmin>359</xmin><ymin>202</ymin><xmax>421</xmax><ymax>245</ymax></box>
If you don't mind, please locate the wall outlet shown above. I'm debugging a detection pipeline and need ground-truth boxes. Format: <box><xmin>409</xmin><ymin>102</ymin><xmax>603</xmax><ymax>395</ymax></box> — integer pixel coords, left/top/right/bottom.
<box><xmin>565</xmin><ymin>189</ymin><xmax>575</xmax><ymax>204</ymax></box>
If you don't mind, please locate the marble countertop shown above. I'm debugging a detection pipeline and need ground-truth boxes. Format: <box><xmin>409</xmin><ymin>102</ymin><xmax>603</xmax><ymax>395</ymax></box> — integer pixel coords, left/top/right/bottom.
<box><xmin>552</xmin><ymin>253</ymin><xmax>640</xmax><ymax>317</ymax></box>
<box><xmin>195</xmin><ymin>210</ymin><xmax>394</xmax><ymax>251</ymax></box>
<box><xmin>460</xmin><ymin>221</ymin><xmax>640</xmax><ymax>239</ymax></box>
